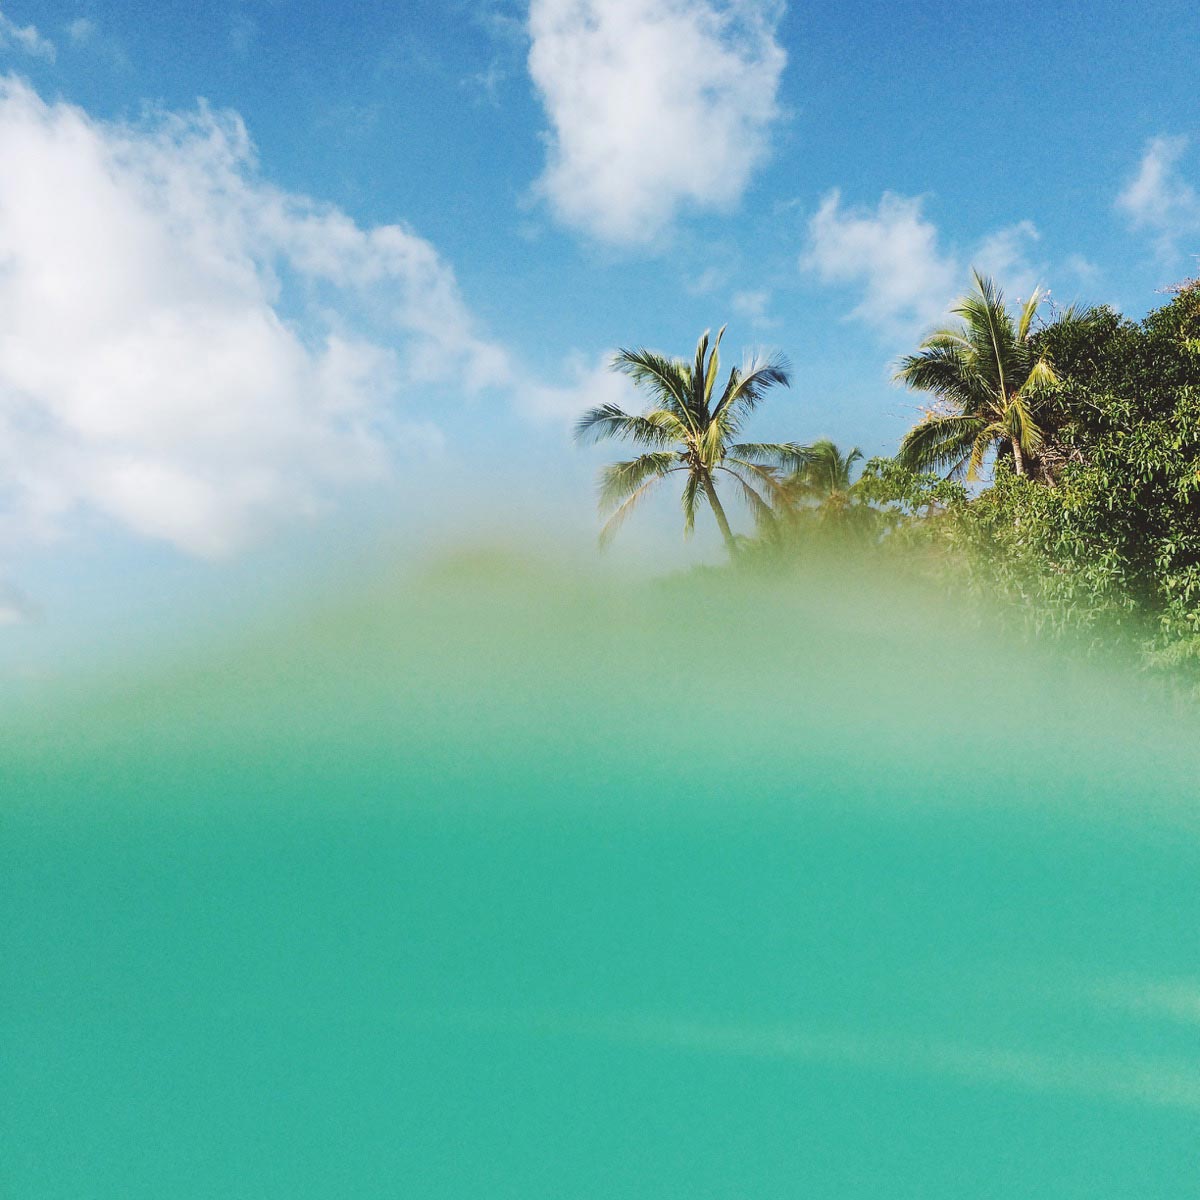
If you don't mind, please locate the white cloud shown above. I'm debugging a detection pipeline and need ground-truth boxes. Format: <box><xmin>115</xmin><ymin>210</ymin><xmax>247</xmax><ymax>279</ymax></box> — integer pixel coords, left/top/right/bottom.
<box><xmin>1116</xmin><ymin>135</ymin><xmax>1200</xmax><ymax>260</ymax></box>
<box><xmin>230</xmin><ymin>13</ymin><xmax>256</xmax><ymax>57</ymax></box>
<box><xmin>731</xmin><ymin>288</ymin><xmax>775</xmax><ymax>326</ymax></box>
<box><xmin>525</xmin><ymin>352</ymin><xmax>635</xmax><ymax>423</ymax></box>
<box><xmin>66</xmin><ymin>16</ymin><xmax>97</xmax><ymax>45</ymax></box>
<box><xmin>1063</xmin><ymin>252</ymin><xmax>1101</xmax><ymax>283</ymax></box>
<box><xmin>973</xmin><ymin>219</ymin><xmax>1041</xmax><ymax>302</ymax></box>
<box><xmin>63</xmin><ymin>15</ymin><xmax>128</xmax><ymax>69</ymax></box>
<box><xmin>802</xmin><ymin>190</ymin><xmax>958</xmax><ymax>336</ymax></box>
<box><xmin>0</xmin><ymin>76</ymin><xmax>510</xmax><ymax>558</ymax></box>
<box><xmin>686</xmin><ymin>265</ymin><xmax>729</xmax><ymax>296</ymax></box>
<box><xmin>802</xmin><ymin>190</ymin><xmax>1047</xmax><ymax>338</ymax></box>
<box><xmin>0</xmin><ymin>5</ymin><xmax>54</xmax><ymax>60</ymax></box>
<box><xmin>527</xmin><ymin>0</ymin><xmax>786</xmax><ymax>244</ymax></box>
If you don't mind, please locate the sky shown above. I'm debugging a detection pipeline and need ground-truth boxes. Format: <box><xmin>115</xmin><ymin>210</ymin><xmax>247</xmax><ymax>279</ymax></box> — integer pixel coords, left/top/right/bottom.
<box><xmin>0</xmin><ymin>0</ymin><xmax>1198</xmax><ymax>665</ymax></box>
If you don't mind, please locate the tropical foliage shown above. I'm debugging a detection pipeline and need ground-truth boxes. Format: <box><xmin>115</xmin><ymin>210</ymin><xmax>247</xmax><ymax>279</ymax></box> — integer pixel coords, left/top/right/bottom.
<box><xmin>783</xmin><ymin>439</ymin><xmax>863</xmax><ymax>514</ymax></box>
<box><xmin>581</xmin><ymin>273</ymin><xmax>1200</xmax><ymax>684</ymax></box>
<box><xmin>747</xmin><ymin>440</ymin><xmax>882</xmax><ymax>552</ymax></box>
<box><xmin>894</xmin><ymin>270</ymin><xmax>1083</xmax><ymax>481</ymax></box>
<box><xmin>575</xmin><ymin>327</ymin><xmax>809</xmax><ymax>554</ymax></box>
<box><xmin>949</xmin><ymin>281</ymin><xmax>1200</xmax><ymax>659</ymax></box>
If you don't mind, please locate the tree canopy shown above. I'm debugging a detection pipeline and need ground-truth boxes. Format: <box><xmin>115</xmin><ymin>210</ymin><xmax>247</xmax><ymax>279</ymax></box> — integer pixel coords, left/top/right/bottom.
<box><xmin>579</xmin><ymin>280</ymin><xmax>1200</xmax><ymax>684</ymax></box>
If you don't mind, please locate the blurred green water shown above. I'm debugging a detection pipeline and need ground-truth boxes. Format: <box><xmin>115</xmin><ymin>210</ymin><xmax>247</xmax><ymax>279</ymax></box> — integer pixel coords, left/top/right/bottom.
<box><xmin>3</xmin><ymin>557</ymin><xmax>1199</xmax><ymax>1198</ymax></box>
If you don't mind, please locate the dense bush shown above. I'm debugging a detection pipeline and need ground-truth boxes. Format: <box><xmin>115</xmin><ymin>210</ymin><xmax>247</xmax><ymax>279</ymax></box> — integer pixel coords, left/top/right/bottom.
<box><xmin>748</xmin><ymin>284</ymin><xmax>1200</xmax><ymax>680</ymax></box>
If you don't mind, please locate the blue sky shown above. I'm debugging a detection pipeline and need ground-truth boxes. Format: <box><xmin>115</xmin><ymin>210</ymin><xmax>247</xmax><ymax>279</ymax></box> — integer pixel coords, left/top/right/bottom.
<box><xmin>0</xmin><ymin>0</ymin><xmax>1198</xmax><ymax>664</ymax></box>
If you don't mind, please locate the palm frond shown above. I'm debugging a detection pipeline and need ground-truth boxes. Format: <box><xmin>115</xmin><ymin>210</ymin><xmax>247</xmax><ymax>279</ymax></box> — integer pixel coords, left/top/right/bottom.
<box><xmin>1004</xmin><ymin>394</ymin><xmax>1044</xmax><ymax>454</ymax></box>
<box><xmin>724</xmin><ymin>457</ymin><xmax>790</xmax><ymax>506</ymax></box>
<box><xmin>728</xmin><ymin>441</ymin><xmax>814</xmax><ymax>471</ymax></box>
<box><xmin>967</xmin><ymin>421</ymin><xmax>1005</xmax><ymax>481</ymax></box>
<box><xmin>717</xmin><ymin>466</ymin><xmax>775</xmax><ymax>528</ymax></box>
<box><xmin>598</xmin><ymin>453</ymin><xmax>681</xmax><ymax>512</ymax></box>
<box><xmin>1015</xmin><ymin>286</ymin><xmax>1045</xmax><ymax>342</ymax></box>
<box><xmin>920</xmin><ymin>329</ymin><xmax>974</xmax><ymax>354</ymax></box>
<box><xmin>898</xmin><ymin>413</ymin><xmax>988</xmax><ymax>476</ymax></box>
<box><xmin>575</xmin><ymin>404</ymin><xmax>688</xmax><ymax>448</ymax></box>
<box><xmin>1020</xmin><ymin>356</ymin><xmax>1060</xmax><ymax>396</ymax></box>
<box><xmin>957</xmin><ymin>270</ymin><xmax>1016</xmax><ymax>398</ymax></box>
<box><xmin>703</xmin><ymin>325</ymin><xmax>727</xmax><ymax>407</ymax></box>
<box><xmin>712</xmin><ymin>353</ymin><xmax>791</xmax><ymax>424</ymax></box>
<box><xmin>681</xmin><ymin>471</ymin><xmax>704</xmax><ymax>539</ymax></box>
<box><xmin>598</xmin><ymin>472</ymin><xmax>671</xmax><ymax>548</ymax></box>
<box><xmin>698</xmin><ymin>419</ymin><xmax>725</xmax><ymax>469</ymax></box>
<box><xmin>610</xmin><ymin>348</ymin><xmax>695</xmax><ymax>426</ymax></box>
<box><xmin>792</xmin><ymin>439</ymin><xmax>865</xmax><ymax>497</ymax></box>
<box><xmin>1055</xmin><ymin>302</ymin><xmax>1097</xmax><ymax>327</ymax></box>
<box><xmin>894</xmin><ymin>343</ymin><xmax>989</xmax><ymax>412</ymax></box>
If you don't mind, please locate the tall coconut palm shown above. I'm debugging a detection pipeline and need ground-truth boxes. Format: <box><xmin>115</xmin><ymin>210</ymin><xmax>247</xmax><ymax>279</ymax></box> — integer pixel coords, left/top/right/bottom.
<box><xmin>575</xmin><ymin>327</ymin><xmax>809</xmax><ymax>556</ymax></box>
<box><xmin>895</xmin><ymin>270</ymin><xmax>1064</xmax><ymax>480</ymax></box>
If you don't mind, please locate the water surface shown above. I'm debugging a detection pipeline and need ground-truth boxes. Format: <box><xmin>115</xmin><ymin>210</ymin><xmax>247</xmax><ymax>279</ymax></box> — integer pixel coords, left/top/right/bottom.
<box><xmin>4</xmin><ymin>560</ymin><xmax>1198</xmax><ymax>1197</ymax></box>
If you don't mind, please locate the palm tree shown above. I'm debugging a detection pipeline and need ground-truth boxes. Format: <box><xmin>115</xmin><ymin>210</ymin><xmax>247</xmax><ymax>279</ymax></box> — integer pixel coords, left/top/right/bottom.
<box><xmin>895</xmin><ymin>270</ymin><xmax>1066</xmax><ymax>480</ymax></box>
<box><xmin>765</xmin><ymin>439</ymin><xmax>880</xmax><ymax>546</ymax></box>
<box><xmin>784</xmin><ymin>439</ymin><xmax>865</xmax><ymax>517</ymax></box>
<box><xmin>575</xmin><ymin>327</ymin><xmax>809</xmax><ymax>556</ymax></box>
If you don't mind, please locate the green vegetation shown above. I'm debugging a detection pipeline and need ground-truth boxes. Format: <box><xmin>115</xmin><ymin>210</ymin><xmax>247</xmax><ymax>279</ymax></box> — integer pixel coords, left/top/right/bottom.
<box><xmin>581</xmin><ymin>275</ymin><xmax>1200</xmax><ymax>683</ymax></box>
<box><xmin>894</xmin><ymin>269</ymin><xmax>1084</xmax><ymax>481</ymax></box>
<box><xmin>574</xmin><ymin>327</ymin><xmax>809</xmax><ymax>554</ymax></box>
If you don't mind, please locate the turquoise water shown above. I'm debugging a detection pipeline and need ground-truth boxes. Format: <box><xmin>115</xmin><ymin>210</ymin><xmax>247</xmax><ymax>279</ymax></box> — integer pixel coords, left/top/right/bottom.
<box><xmin>3</xmin><ymin>559</ymin><xmax>1199</xmax><ymax>1197</ymax></box>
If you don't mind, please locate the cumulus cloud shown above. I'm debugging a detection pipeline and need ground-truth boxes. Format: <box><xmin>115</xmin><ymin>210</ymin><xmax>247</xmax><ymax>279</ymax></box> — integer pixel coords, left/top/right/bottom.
<box><xmin>0</xmin><ymin>76</ymin><xmax>510</xmax><ymax>558</ymax></box>
<box><xmin>803</xmin><ymin>190</ymin><xmax>959</xmax><ymax>336</ymax></box>
<box><xmin>802</xmin><ymin>190</ymin><xmax>1046</xmax><ymax>339</ymax></box>
<box><xmin>1116</xmin><ymin>135</ymin><xmax>1200</xmax><ymax>260</ymax></box>
<box><xmin>527</xmin><ymin>0</ymin><xmax>786</xmax><ymax>244</ymax></box>
<box><xmin>524</xmin><ymin>352</ymin><xmax>636</xmax><ymax>423</ymax></box>
<box><xmin>0</xmin><ymin>5</ymin><xmax>54</xmax><ymax>59</ymax></box>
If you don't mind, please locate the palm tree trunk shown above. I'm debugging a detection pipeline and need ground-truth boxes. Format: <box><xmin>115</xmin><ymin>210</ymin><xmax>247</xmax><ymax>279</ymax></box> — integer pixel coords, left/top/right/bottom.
<box><xmin>702</xmin><ymin>471</ymin><xmax>739</xmax><ymax>558</ymax></box>
<box><xmin>1010</xmin><ymin>437</ymin><xmax>1026</xmax><ymax>476</ymax></box>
